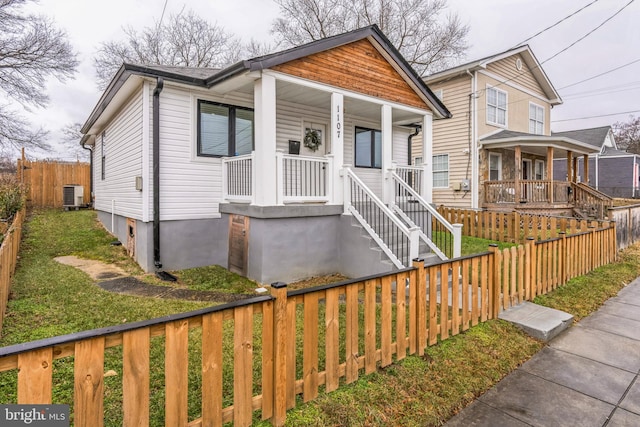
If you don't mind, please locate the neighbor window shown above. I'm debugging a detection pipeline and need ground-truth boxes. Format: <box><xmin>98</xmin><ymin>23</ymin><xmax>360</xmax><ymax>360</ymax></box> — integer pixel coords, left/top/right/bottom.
<box><xmin>355</xmin><ymin>126</ymin><xmax>382</xmax><ymax>168</ymax></box>
<box><xmin>487</xmin><ymin>87</ymin><xmax>507</xmax><ymax>126</ymax></box>
<box><xmin>489</xmin><ymin>153</ymin><xmax>502</xmax><ymax>180</ymax></box>
<box><xmin>414</xmin><ymin>156</ymin><xmax>423</xmax><ymax>166</ymax></box>
<box><xmin>534</xmin><ymin>159</ymin><xmax>545</xmax><ymax>180</ymax></box>
<box><xmin>198</xmin><ymin>100</ymin><xmax>254</xmax><ymax>157</ymax></box>
<box><xmin>101</xmin><ymin>131</ymin><xmax>106</xmax><ymax>180</ymax></box>
<box><xmin>529</xmin><ymin>103</ymin><xmax>544</xmax><ymax>135</ymax></box>
<box><xmin>432</xmin><ymin>154</ymin><xmax>449</xmax><ymax>188</ymax></box>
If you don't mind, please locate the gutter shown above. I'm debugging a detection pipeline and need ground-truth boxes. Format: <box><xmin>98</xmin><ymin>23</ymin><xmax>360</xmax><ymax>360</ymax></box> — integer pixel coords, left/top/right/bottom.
<box><xmin>80</xmin><ymin>135</ymin><xmax>93</xmax><ymax>206</ymax></box>
<box><xmin>153</xmin><ymin>77</ymin><xmax>164</xmax><ymax>270</ymax></box>
<box><xmin>407</xmin><ymin>125</ymin><xmax>421</xmax><ymax>165</ymax></box>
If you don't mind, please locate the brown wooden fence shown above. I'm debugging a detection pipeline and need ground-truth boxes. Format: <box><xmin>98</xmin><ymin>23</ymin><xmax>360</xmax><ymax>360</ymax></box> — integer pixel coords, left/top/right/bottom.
<box><xmin>437</xmin><ymin>206</ymin><xmax>612</xmax><ymax>244</ymax></box>
<box><xmin>17</xmin><ymin>159</ymin><xmax>90</xmax><ymax>208</ymax></box>
<box><xmin>0</xmin><ymin>223</ymin><xmax>616</xmax><ymax>426</ymax></box>
<box><xmin>0</xmin><ymin>206</ymin><xmax>26</xmax><ymax>335</ymax></box>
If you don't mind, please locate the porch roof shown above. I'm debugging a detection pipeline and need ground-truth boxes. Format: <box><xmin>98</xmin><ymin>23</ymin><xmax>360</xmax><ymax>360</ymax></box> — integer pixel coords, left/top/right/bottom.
<box><xmin>82</xmin><ymin>25</ymin><xmax>450</xmax><ymax>136</ymax></box>
<box><xmin>480</xmin><ymin>130</ymin><xmax>600</xmax><ymax>157</ymax></box>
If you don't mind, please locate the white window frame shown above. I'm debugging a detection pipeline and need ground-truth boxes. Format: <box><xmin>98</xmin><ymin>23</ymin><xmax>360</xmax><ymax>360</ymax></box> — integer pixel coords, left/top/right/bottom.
<box><xmin>486</xmin><ymin>86</ymin><xmax>508</xmax><ymax>127</ymax></box>
<box><xmin>414</xmin><ymin>156</ymin><xmax>423</xmax><ymax>166</ymax></box>
<box><xmin>432</xmin><ymin>154</ymin><xmax>449</xmax><ymax>188</ymax></box>
<box><xmin>529</xmin><ymin>102</ymin><xmax>544</xmax><ymax>135</ymax></box>
<box><xmin>534</xmin><ymin>159</ymin><xmax>545</xmax><ymax>180</ymax></box>
<box><xmin>489</xmin><ymin>152</ymin><xmax>502</xmax><ymax>181</ymax></box>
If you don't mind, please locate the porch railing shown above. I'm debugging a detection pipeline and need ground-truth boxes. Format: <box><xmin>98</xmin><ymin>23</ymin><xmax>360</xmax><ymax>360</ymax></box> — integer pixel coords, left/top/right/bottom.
<box><xmin>395</xmin><ymin>166</ymin><xmax>423</xmax><ymax>195</ymax></box>
<box><xmin>222</xmin><ymin>153</ymin><xmax>254</xmax><ymax>203</ymax></box>
<box><xmin>276</xmin><ymin>152</ymin><xmax>331</xmax><ymax>204</ymax></box>
<box><xmin>484</xmin><ymin>180</ymin><xmax>571</xmax><ymax>204</ymax></box>
<box><xmin>343</xmin><ymin>167</ymin><xmax>418</xmax><ymax>268</ymax></box>
<box><xmin>391</xmin><ymin>171</ymin><xmax>461</xmax><ymax>259</ymax></box>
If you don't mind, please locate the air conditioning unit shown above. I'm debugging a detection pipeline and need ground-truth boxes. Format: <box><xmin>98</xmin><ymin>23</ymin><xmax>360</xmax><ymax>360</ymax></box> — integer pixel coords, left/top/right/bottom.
<box><xmin>63</xmin><ymin>185</ymin><xmax>84</xmax><ymax>210</ymax></box>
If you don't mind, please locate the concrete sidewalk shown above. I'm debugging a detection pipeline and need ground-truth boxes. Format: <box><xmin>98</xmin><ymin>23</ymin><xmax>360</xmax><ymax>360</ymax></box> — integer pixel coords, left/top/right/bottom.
<box><xmin>446</xmin><ymin>277</ymin><xmax>640</xmax><ymax>427</ymax></box>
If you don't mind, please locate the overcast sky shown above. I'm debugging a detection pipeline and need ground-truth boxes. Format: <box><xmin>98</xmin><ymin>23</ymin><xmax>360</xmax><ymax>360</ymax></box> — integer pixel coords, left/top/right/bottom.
<box><xmin>18</xmin><ymin>0</ymin><xmax>640</xmax><ymax>160</ymax></box>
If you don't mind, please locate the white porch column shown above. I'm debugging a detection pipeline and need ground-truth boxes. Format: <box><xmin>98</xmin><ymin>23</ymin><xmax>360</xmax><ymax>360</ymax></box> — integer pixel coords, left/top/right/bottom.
<box><xmin>330</xmin><ymin>93</ymin><xmax>344</xmax><ymax>205</ymax></box>
<box><xmin>253</xmin><ymin>73</ymin><xmax>278</xmax><ymax>206</ymax></box>
<box><xmin>381</xmin><ymin>104</ymin><xmax>393</xmax><ymax>204</ymax></box>
<box><xmin>421</xmin><ymin>113</ymin><xmax>433</xmax><ymax>203</ymax></box>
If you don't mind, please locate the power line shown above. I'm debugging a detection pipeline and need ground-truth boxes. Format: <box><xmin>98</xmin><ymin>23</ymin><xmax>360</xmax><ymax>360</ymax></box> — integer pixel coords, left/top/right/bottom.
<box><xmin>512</xmin><ymin>0</ymin><xmax>600</xmax><ymax>48</ymax></box>
<box><xmin>558</xmin><ymin>58</ymin><xmax>640</xmax><ymax>90</ymax></box>
<box><xmin>542</xmin><ymin>0</ymin><xmax>636</xmax><ymax>64</ymax></box>
<box><xmin>551</xmin><ymin>110</ymin><xmax>640</xmax><ymax>122</ymax></box>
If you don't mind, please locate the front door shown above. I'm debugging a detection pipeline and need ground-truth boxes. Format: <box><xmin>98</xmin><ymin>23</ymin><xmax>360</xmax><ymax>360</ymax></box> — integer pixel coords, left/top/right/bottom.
<box><xmin>228</xmin><ymin>215</ymin><xmax>249</xmax><ymax>275</ymax></box>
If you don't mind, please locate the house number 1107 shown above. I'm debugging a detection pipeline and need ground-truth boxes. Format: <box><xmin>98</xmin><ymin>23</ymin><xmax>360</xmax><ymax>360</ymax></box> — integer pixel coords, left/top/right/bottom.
<box><xmin>335</xmin><ymin>105</ymin><xmax>342</xmax><ymax>138</ymax></box>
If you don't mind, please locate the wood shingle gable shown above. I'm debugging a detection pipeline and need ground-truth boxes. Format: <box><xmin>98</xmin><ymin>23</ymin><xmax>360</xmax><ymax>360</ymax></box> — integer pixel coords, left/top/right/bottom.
<box><xmin>271</xmin><ymin>38</ymin><xmax>428</xmax><ymax>110</ymax></box>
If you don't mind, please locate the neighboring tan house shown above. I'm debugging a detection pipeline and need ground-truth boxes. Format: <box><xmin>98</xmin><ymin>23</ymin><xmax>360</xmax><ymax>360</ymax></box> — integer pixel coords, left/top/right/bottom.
<box><xmin>412</xmin><ymin>45</ymin><xmax>610</xmax><ymax>218</ymax></box>
<box><xmin>79</xmin><ymin>25</ymin><xmax>459</xmax><ymax>284</ymax></box>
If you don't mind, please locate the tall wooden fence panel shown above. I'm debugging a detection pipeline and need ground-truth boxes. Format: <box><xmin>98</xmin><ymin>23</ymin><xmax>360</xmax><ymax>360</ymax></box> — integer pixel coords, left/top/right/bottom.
<box><xmin>610</xmin><ymin>203</ymin><xmax>640</xmax><ymax>250</ymax></box>
<box><xmin>0</xmin><ymin>206</ymin><xmax>26</xmax><ymax>335</ymax></box>
<box><xmin>17</xmin><ymin>160</ymin><xmax>90</xmax><ymax>208</ymax></box>
<box><xmin>0</xmin><ymin>223</ymin><xmax>617</xmax><ymax>426</ymax></box>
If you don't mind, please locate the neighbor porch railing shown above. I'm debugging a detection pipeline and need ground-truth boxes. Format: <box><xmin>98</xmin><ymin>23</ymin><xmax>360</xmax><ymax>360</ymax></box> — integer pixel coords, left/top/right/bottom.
<box><xmin>484</xmin><ymin>180</ymin><xmax>572</xmax><ymax>204</ymax></box>
<box><xmin>571</xmin><ymin>182</ymin><xmax>613</xmax><ymax>219</ymax></box>
<box><xmin>391</xmin><ymin>170</ymin><xmax>461</xmax><ymax>259</ymax></box>
<box><xmin>0</xmin><ymin>224</ymin><xmax>617</xmax><ymax>426</ymax></box>
<box><xmin>222</xmin><ymin>152</ymin><xmax>332</xmax><ymax>204</ymax></box>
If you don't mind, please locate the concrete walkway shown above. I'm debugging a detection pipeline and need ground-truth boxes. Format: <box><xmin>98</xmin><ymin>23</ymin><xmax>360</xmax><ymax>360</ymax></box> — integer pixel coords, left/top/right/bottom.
<box><xmin>446</xmin><ymin>277</ymin><xmax>640</xmax><ymax>427</ymax></box>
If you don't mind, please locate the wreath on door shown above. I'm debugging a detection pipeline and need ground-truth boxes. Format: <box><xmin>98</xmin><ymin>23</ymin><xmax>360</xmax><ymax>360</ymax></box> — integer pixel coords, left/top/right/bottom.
<box><xmin>303</xmin><ymin>128</ymin><xmax>322</xmax><ymax>152</ymax></box>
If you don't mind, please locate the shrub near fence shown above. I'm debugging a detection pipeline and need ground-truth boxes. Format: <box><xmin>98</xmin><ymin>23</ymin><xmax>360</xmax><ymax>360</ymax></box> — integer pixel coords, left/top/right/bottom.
<box><xmin>0</xmin><ymin>222</ymin><xmax>617</xmax><ymax>426</ymax></box>
<box><xmin>437</xmin><ymin>206</ymin><xmax>612</xmax><ymax>244</ymax></box>
<box><xmin>0</xmin><ymin>206</ymin><xmax>26</xmax><ymax>335</ymax></box>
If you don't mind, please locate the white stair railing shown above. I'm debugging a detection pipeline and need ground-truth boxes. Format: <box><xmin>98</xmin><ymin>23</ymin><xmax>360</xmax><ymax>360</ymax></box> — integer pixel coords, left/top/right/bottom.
<box><xmin>343</xmin><ymin>167</ymin><xmax>419</xmax><ymax>268</ymax></box>
<box><xmin>391</xmin><ymin>170</ymin><xmax>462</xmax><ymax>259</ymax></box>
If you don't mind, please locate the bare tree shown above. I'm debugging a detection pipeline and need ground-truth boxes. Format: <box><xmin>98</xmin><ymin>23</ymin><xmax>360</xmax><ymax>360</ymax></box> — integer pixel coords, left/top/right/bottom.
<box><xmin>59</xmin><ymin>122</ymin><xmax>89</xmax><ymax>161</ymax></box>
<box><xmin>271</xmin><ymin>0</ymin><xmax>469</xmax><ymax>76</ymax></box>
<box><xmin>613</xmin><ymin>115</ymin><xmax>640</xmax><ymax>154</ymax></box>
<box><xmin>0</xmin><ymin>0</ymin><xmax>78</xmax><ymax>151</ymax></box>
<box><xmin>94</xmin><ymin>10</ymin><xmax>245</xmax><ymax>89</ymax></box>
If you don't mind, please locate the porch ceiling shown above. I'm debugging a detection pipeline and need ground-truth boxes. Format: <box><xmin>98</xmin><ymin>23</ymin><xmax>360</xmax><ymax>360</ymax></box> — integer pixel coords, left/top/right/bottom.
<box><xmin>228</xmin><ymin>78</ymin><xmax>425</xmax><ymax>124</ymax></box>
<box><xmin>481</xmin><ymin>134</ymin><xmax>600</xmax><ymax>157</ymax></box>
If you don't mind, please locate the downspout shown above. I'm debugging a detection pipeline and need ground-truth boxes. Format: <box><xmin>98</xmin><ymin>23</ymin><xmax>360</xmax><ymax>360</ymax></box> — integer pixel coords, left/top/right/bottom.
<box><xmin>81</xmin><ymin>137</ymin><xmax>93</xmax><ymax>207</ymax></box>
<box><xmin>153</xmin><ymin>77</ymin><xmax>164</xmax><ymax>270</ymax></box>
<box><xmin>407</xmin><ymin>125</ymin><xmax>421</xmax><ymax>165</ymax></box>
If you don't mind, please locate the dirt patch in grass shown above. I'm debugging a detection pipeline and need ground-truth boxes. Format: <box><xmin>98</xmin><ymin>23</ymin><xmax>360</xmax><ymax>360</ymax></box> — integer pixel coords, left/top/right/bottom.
<box><xmin>286</xmin><ymin>273</ymin><xmax>349</xmax><ymax>291</ymax></box>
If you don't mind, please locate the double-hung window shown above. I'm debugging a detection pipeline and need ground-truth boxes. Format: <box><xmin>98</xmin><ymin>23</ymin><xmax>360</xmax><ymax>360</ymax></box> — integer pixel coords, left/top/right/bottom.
<box><xmin>529</xmin><ymin>103</ymin><xmax>544</xmax><ymax>135</ymax></box>
<box><xmin>354</xmin><ymin>126</ymin><xmax>382</xmax><ymax>168</ymax></box>
<box><xmin>487</xmin><ymin>87</ymin><xmax>507</xmax><ymax>126</ymax></box>
<box><xmin>432</xmin><ymin>154</ymin><xmax>449</xmax><ymax>188</ymax></box>
<box><xmin>101</xmin><ymin>132</ymin><xmax>106</xmax><ymax>180</ymax></box>
<box><xmin>198</xmin><ymin>100</ymin><xmax>254</xmax><ymax>157</ymax></box>
<box><xmin>534</xmin><ymin>160</ymin><xmax>545</xmax><ymax>180</ymax></box>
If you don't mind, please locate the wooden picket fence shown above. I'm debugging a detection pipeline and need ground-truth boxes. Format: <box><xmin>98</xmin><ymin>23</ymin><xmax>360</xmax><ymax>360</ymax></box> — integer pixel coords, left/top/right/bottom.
<box><xmin>0</xmin><ymin>207</ymin><xmax>26</xmax><ymax>335</ymax></box>
<box><xmin>0</xmin><ymin>223</ymin><xmax>616</xmax><ymax>426</ymax></box>
<box><xmin>437</xmin><ymin>206</ymin><xmax>612</xmax><ymax>244</ymax></box>
<box><xmin>17</xmin><ymin>158</ymin><xmax>90</xmax><ymax>208</ymax></box>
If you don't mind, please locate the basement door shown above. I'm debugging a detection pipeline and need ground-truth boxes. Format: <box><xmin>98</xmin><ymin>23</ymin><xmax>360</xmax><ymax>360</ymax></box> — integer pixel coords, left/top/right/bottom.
<box><xmin>228</xmin><ymin>215</ymin><xmax>249</xmax><ymax>275</ymax></box>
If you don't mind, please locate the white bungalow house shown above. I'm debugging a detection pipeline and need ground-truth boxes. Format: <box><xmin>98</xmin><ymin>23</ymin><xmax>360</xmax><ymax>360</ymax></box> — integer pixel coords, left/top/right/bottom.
<box><xmin>80</xmin><ymin>25</ymin><xmax>459</xmax><ymax>284</ymax></box>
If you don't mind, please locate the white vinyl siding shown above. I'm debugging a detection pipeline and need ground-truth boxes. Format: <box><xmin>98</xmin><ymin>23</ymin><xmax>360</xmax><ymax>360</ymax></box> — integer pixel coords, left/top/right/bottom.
<box><xmin>93</xmin><ymin>88</ymin><xmax>144</xmax><ymax>219</ymax></box>
<box><xmin>432</xmin><ymin>154</ymin><xmax>449</xmax><ymax>188</ymax></box>
<box><xmin>529</xmin><ymin>103</ymin><xmax>544</xmax><ymax>135</ymax></box>
<box><xmin>487</xmin><ymin>86</ymin><xmax>507</xmax><ymax>127</ymax></box>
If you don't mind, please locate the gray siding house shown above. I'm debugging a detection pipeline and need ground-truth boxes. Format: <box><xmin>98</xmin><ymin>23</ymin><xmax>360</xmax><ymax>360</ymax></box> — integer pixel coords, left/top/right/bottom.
<box><xmin>553</xmin><ymin>126</ymin><xmax>640</xmax><ymax>198</ymax></box>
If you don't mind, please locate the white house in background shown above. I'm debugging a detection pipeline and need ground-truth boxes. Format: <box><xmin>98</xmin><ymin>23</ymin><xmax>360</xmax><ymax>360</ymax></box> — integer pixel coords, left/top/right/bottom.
<box><xmin>80</xmin><ymin>25</ymin><xmax>459</xmax><ymax>284</ymax></box>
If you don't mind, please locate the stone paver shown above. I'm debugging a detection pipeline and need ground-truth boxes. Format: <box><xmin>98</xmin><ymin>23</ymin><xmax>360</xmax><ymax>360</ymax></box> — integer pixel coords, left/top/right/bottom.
<box><xmin>445</xmin><ymin>400</ymin><xmax>530</xmax><ymax>427</ymax></box>
<box><xmin>607</xmin><ymin>408</ymin><xmax>640</xmax><ymax>427</ymax></box>
<box><xmin>579</xmin><ymin>311</ymin><xmax>640</xmax><ymax>341</ymax></box>
<box><xmin>520</xmin><ymin>347</ymin><xmax>634</xmax><ymax>404</ymax></box>
<box><xmin>498</xmin><ymin>301</ymin><xmax>573</xmax><ymax>341</ymax></box>
<box><xmin>619</xmin><ymin>380</ymin><xmax>640</xmax><ymax>415</ymax></box>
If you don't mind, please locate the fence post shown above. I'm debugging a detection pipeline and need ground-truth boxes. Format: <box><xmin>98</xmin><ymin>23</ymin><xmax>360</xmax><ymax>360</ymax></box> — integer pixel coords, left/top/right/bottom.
<box><xmin>489</xmin><ymin>244</ymin><xmax>500</xmax><ymax>319</ymax></box>
<box><xmin>270</xmin><ymin>282</ymin><xmax>287</xmax><ymax>427</ymax></box>
<box><xmin>452</xmin><ymin>224</ymin><xmax>462</xmax><ymax>258</ymax></box>
<box><xmin>559</xmin><ymin>232</ymin><xmax>566</xmax><ymax>286</ymax></box>
<box><xmin>525</xmin><ymin>237</ymin><xmax>534</xmax><ymax>300</ymax></box>
<box><xmin>611</xmin><ymin>221</ymin><xmax>617</xmax><ymax>263</ymax></box>
<box><xmin>412</xmin><ymin>259</ymin><xmax>427</xmax><ymax>356</ymax></box>
<box><xmin>589</xmin><ymin>226</ymin><xmax>596</xmax><ymax>271</ymax></box>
